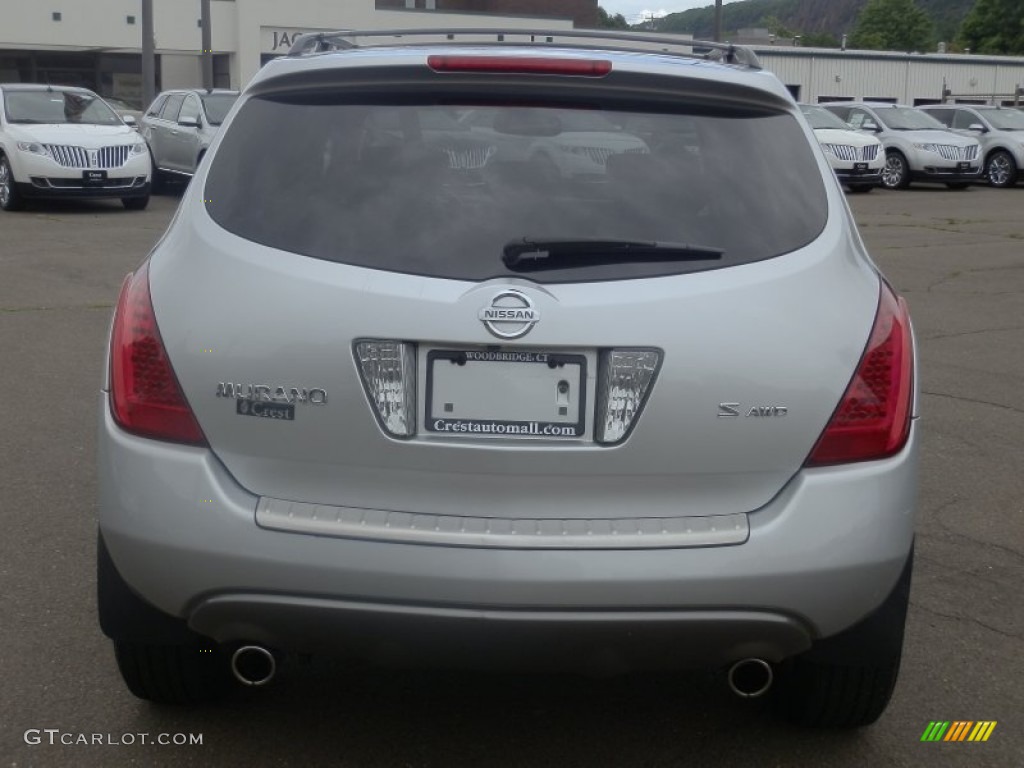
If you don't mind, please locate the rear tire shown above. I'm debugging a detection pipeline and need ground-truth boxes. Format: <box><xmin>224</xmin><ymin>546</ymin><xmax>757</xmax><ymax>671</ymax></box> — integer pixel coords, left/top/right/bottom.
<box><xmin>779</xmin><ymin>545</ymin><xmax>913</xmax><ymax>728</ymax></box>
<box><xmin>98</xmin><ymin>533</ymin><xmax>230</xmax><ymax>704</ymax></box>
<box><xmin>0</xmin><ymin>155</ymin><xmax>26</xmax><ymax>211</ymax></box>
<box><xmin>114</xmin><ymin>641</ymin><xmax>231</xmax><ymax>705</ymax></box>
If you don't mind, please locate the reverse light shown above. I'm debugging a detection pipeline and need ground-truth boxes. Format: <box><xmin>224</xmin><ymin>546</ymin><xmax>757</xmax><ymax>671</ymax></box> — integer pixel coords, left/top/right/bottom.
<box><xmin>806</xmin><ymin>282</ymin><xmax>913</xmax><ymax>466</ymax></box>
<box><xmin>109</xmin><ymin>262</ymin><xmax>207</xmax><ymax>445</ymax></box>
<box><xmin>355</xmin><ymin>341</ymin><xmax>417</xmax><ymax>438</ymax></box>
<box><xmin>595</xmin><ymin>349</ymin><xmax>661</xmax><ymax>444</ymax></box>
<box><xmin>427</xmin><ymin>55</ymin><xmax>612</xmax><ymax>77</ymax></box>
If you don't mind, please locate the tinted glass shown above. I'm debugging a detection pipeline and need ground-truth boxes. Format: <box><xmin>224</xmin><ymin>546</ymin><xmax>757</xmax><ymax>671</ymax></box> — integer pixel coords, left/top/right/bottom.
<box><xmin>206</xmin><ymin>97</ymin><xmax>828</xmax><ymax>283</ymax></box>
<box><xmin>160</xmin><ymin>94</ymin><xmax>185</xmax><ymax>121</ymax></box>
<box><xmin>922</xmin><ymin>108</ymin><xmax>953</xmax><ymax>126</ymax></box>
<box><xmin>145</xmin><ymin>94</ymin><xmax>167</xmax><ymax>117</ymax></box>
<box><xmin>200</xmin><ymin>93</ymin><xmax>238</xmax><ymax>125</ymax></box>
<box><xmin>874</xmin><ymin>106</ymin><xmax>946</xmax><ymax>130</ymax></box>
<box><xmin>979</xmin><ymin>108</ymin><xmax>1024</xmax><ymax>130</ymax></box>
<box><xmin>179</xmin><ymin>95</ymin><xmax>202</xmax><ymax>123</ymax></box>
<box><xmin>800</xmin><ymin>105</ymin><xmax>851</xmax><ymax>130</ymax></box>
<box><xmin>4</xmin><ymin>90</ymin><xmax>121</xmax><ymax>125</ymax></box>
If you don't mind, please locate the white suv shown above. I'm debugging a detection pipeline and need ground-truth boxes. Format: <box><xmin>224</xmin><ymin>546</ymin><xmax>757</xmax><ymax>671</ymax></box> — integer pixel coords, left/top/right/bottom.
<box><xmin>918</xmin><ymin>105</ymin><xmax>1024</xmax><ymax>188</ymax></box>
<box><xmin>0</xmin><ymin>84</ymin><xmax>151</xmax><ymax>211</ymax></box>
<box><xmin>823</xmin><ymin>102</ymin><xmax>982</xmax><ymax>190</ymax></box>
<box><xmin>97</xmin><ymin>30</ymin><xmax>918</xmax><ymax>728</ymax></box>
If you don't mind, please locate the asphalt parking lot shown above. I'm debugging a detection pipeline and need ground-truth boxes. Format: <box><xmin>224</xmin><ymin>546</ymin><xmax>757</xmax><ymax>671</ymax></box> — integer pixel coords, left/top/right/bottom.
<box><xmin>1</xmin><ymin>185</ymin><xmax>1022</xmax><ymax>767</ymax></box>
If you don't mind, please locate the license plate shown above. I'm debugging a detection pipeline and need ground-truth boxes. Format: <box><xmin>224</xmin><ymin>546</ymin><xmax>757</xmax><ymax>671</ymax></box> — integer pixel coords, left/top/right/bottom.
<box><xmin>426</xmin><ymin>349</ymin><xmax>586</xmax><ymax>438</ymax></box>
<box><xmin>854</xmin><ymin>162</ymin><xmax>868</xmax><ymax>172</ymax></box>
<box><xmin>957</xmin><ymin>161</ymin><xmax>970</xmax><ymax>172</ymax></box>
<box><xmin>83</xmin><ymin>170</ymin><xmax>107</xmax><ymax>184</ymax></box>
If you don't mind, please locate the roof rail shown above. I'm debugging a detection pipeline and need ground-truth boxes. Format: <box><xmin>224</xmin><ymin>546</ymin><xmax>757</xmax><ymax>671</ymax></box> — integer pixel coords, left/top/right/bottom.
<box><xmin>286</xmin><ymin>28</ymin><xmax>761</xmax><ymax>69</ymax></box>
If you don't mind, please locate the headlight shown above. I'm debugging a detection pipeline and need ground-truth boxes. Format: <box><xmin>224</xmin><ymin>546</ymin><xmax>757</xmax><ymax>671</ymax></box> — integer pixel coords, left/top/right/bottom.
<box><xmin>16</xmin><ymin>141</ymin><xmax>51</xmax><ymax>157</ymax></box>
<box><xmin>128</xmin><ymin>142</ymin><xmax>148</xmax><ymax>157</ymax></box>
<box><xmin>913</xmin><ymin>143</ymin><xmax>941</xmax><ymax>153</ymax></box>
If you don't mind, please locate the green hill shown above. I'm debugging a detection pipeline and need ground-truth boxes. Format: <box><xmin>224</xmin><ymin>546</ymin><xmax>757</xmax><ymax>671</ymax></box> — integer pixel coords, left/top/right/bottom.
<box><xmin>650</xmin><ymin>0</ymin><xmax>973</xmax><ymax>47</ymax></box>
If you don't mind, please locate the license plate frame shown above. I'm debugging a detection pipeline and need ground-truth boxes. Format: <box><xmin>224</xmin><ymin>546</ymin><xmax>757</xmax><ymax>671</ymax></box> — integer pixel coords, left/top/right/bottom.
<box><xmin>956</xmin><ymin>161</ymin><xmax>971</xmax><ymax>173</ymax></box>
<box><xmin>82</xmin><ymin>169</ymin><xmax>108</xmax><ymax>185</ymax></box>
<box><xmin>425</xmin><ymin>349</ymin><xmax>587</xmax><ymax>438</ymax></box>
<box><xmin>853</xmin><ymin>162</ymin><xmax>868</xmax><ymax>172</ymax></box>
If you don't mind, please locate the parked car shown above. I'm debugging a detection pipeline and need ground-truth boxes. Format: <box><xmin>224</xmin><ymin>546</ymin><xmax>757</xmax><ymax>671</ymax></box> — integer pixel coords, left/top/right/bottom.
<box><xmin>139</xmin><ymin>88</ymin><xmax>238</xmax><ymax>189</ymax></box>
<box><xmin>799</xmin><ymin>103</ymin><xmax>884</xmax><ymax>193</ymax></box>
<box><xmin>459</xmin><ymin>106</ymin><xmax>649</xmax><ymax>181</ymax></box>
<box><xmin>98</xmin><ymin>30</ymin><xmax>918</xmax><ymax>729</ymax></box>
<box><xmin>822</xmin><ymin>101</ymin><xmax>982</xmax><ymax>189</ymax></box>
<box><xmin>0</xmin><ymin>84</ymin><xmax>151</xmax><ymax>211</ymax></box>
<box><xmin>918</xmin><ymin>104</ymin><xmax>1024</xmax><ymax>188</ymax></box>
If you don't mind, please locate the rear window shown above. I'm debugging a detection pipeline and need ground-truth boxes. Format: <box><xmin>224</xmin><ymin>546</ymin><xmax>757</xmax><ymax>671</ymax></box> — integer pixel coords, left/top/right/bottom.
<box><xmin>205</xmin><ymin>96</ymin><xmax>827</xmax><ymax>283</ymax></box>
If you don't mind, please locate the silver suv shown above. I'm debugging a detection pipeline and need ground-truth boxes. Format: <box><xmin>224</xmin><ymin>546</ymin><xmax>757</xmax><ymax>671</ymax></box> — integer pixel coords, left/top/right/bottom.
<box><xmin>139</xmin><ymin>88</ymin><xmax>238</xmax><ymax>189</ymax></box>
<box><xmin>97</xmin><ymin>30</ymin><xmax>918</xmax><ymax>728</ymax></box>
<box><xmin>918</xmin><ymin>105</ymin><xmax>1024</xmax><ymax>188</ymax></box>
<box><xmin>823</xmin><ymin>101</ymin><xmax>982</xmax><ymax>189</ymax></box>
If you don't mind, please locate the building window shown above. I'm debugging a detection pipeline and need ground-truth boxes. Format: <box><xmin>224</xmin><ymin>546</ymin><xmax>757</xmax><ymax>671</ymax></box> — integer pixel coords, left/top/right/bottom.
<box><xmin>127</xmin><ymin>15</ymin><xmax>136</xmax><ymax>25</ymax></box>
<box><xmin>52</xmin><ymin>12</ymin><xmax>62</xmax><ymax>21</ymax></box>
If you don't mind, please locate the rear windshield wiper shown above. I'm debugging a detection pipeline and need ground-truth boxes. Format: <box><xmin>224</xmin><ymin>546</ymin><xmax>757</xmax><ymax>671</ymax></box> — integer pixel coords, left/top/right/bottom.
<box><xmin>502</xmin><ymin>238</ymin><xmax>724</xmax><ymax>272</ymax></box>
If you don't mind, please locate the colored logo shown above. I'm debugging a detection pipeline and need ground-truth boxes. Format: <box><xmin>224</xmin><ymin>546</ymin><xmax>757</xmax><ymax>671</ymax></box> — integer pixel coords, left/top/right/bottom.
<box><xmin>920</xmin><ymin>721</ymin><xmax>997</xmax><ymax>742</ymax></box>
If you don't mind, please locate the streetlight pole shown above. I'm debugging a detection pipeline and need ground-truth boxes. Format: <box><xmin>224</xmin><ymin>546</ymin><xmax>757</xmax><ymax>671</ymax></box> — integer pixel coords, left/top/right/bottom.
<box><xmin>200</xmin><ymin>0</ymin><xmax>213</xmax><ymax>89</ymax></box>
<box><xmin>141</xmin><ymin>0</ymin><xmax>155</xmax><ymax>108</ymax></box>
<box><xmin>714</xmin><ymin>0</ymin><xmax>723</xmax><ymax>43</ymax></box>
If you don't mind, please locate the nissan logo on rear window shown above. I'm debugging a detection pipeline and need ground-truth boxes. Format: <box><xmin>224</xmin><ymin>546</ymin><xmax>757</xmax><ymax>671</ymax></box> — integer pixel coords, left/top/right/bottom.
<box><xmin>478</xmin><ymin>289</ymin><xmax>539</xmax><ymax>339</ymax></box>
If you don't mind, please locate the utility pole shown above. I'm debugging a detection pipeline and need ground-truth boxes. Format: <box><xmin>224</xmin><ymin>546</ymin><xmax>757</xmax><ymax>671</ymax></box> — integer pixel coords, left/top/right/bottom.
<box><xmin>713</xmin><ymin>0</ymin><xmax>723</xmax><ymax>43</ymax></box>
<box><xmin>141</xmin><ymin>0</ymin><xmax>155</xmax><ymax>108</ymax></box>
<box><xmin>201</xmin><ymin>0</ymin><xmax>213</xmax><ymax>89</ymax></box>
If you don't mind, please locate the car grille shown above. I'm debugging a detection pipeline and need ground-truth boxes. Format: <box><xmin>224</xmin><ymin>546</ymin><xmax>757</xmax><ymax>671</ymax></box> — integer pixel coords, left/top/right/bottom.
<box><xmin>436</xmin><ymin>143</ymin><xmax>497</xmax><ymax>170</ymax></box>
<box><xmin>577</xmin><ymin>145</ymin><xmax>648</xmax><ymax>166</ymax></box>
<box><xmin>44</xmin><ymin>145</ymin><xmax>131</xmax><ymax>169</ymax></box>
<box><xmin>935</xmin><ymin>144</ymin><xmax>979</xmax><ymax>161</ymax></box>
<box><xmin>824</xmin><ymin>144</ymin><xmax>879</xmax><ymax>162</ymax></box>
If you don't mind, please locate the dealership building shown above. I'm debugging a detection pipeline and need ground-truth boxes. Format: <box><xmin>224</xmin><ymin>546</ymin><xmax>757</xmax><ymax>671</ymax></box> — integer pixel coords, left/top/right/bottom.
<box><xmin>1</xmin><ymin>0</ymin><xmax>1022</xmax><ymax>108</ymax></box>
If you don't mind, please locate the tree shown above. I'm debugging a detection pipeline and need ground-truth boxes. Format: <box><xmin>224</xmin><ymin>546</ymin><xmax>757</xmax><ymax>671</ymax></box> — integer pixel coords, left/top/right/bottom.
<box><xmin>849</xmin><ymin>0</ymin><xmax>934</xmax><ymax>52</ymax></box>
<box><xmin>597</xmin><ymin>6</ymin><xmax>630</xmax><ymax>30</ymax></box>
<box><xmin>959</xmin><ymin>0</ymin><xmax>1024</xmax><ymax>55</ymax></box>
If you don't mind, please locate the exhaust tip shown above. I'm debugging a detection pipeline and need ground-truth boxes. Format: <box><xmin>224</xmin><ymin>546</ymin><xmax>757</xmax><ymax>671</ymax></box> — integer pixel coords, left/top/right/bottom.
<box><xmin>230</xmin><ymin>645</ymin><xmax>276</xmax><ymax>687</ymax></box>
<box><xmin>727</xmin><ymin>658</ymin><xmax>773</xmax><ymax>698</ymax></box>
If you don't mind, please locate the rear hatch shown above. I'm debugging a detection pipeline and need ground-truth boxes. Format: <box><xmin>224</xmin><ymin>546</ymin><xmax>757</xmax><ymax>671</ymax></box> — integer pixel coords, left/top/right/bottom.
<box><xmin>151</xmin><ymin>50</ymin><xmax>881</xmax><ymax>523</ymax></box>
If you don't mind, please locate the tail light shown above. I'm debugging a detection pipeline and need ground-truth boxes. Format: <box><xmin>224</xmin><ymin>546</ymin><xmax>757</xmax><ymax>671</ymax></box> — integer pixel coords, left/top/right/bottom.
<box><xmin>109</xmin><ymin>261</ymin><xmax>207</xmax><ymax>445</ymax></box>
<box><xmin>806</xmin><ymin>282</ymin><xmax>913</xmax><ymax>466</ymax></box>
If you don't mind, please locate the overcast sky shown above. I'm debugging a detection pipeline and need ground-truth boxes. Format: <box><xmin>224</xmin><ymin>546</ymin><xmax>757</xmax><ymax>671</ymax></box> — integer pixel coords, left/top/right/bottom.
<box><xmin>600</xmin><ymin>1</ymin><xmax>744</xmax><ymax>26</ymax></box>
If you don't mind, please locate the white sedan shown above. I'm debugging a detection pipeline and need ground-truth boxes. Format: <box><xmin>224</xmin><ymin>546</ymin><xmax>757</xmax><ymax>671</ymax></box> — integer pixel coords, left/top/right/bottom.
<box><xmin>0</xmin><ymin>84</ymin><xmax>151</xmax><ymax>211</ymax></box>
<box><xmin>800</xmin><ymin>104</ymin><xmax>884</xmax><ymax>193</ymax></box>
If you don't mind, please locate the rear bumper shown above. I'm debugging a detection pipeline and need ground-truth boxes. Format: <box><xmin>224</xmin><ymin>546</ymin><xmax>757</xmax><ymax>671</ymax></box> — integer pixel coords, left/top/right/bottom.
<box><xmin>97</xmin><ymin>400</ymin><xmax>918</xmax><ymax>663</ymax></box>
